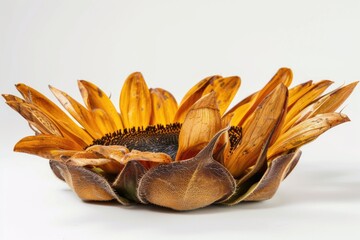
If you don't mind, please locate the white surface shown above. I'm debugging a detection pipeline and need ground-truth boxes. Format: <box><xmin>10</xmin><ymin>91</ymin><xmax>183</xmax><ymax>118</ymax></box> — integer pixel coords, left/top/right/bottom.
<box><xmin>1</xmin><ymin>0</ymin><xmax>360</xmax><ymax>239</ymax></box>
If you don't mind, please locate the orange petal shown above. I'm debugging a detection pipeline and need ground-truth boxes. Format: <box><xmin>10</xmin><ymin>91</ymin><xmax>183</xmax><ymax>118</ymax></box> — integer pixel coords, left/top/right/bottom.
<box><xmin>202</xmin><ymin>76</ymin><xmax>241</xmax><ymax>115</ymax></box>
<box><xmin>121</xmin><ymin>150</ymin><xmax>172</xmax><ymax>169</ymax></box>
<box><xmin>287</xmin><ymin>80</ymin><xmax>313</xmax><ymax>108</ymax></box>
<box><xmin>174</xmin><ymin>75</ymin><xmax>222</xmax><ymax>123</ymax></box>
<box><xmin>15</xmin><ymin>84</ymin><xmax>93</xmax><ymax>146</ymax></box>
<box><xmin>225</xmin><ymin>68</ymin><xmax>292</xmax><ymax>127</ymax></box>
<box><xmin>225</xmin><ymin>84</ymin><xmax>288</xmax><ymax>178</ymax></box>
<box><xmin>294</xmin><ymin>81</ymin><xmax>358</xmax><ymax>124</ymax></box>
<box><xmin>49</xmin><ymin>86</ymin><xmax>103</xmax><ymax>139</ymax></box>
<box><xmin>78</xmin><ymin>80</ymin><xmax>123</xmax><ymax>131</ymax></box>
<box><xmin>268</xmin><ymin>113</ymin><xmax>350</xmax><ymax>158</ymax></box>
<box><xmin>5</xmin><ymin>101</ymin><xmax>62</xmax><ymax>136</ymax></box>
<box><xmin>282</xmin><ymin>80</ymin><xmax>333</xmax><ymax>133</ymax></box>
<box><xmin>150</xmin><ymin>88</ymin><xmax>178</xmax><ymax>125</ymax></box>
<box><xmin>14</xmin><ymin>135</ymin><xmax>81</xmax><ymax>160</ymax></box>
<box><xmin>119</xmin><ymin>72</ymin><xmax>152</xmax><ymax>128</ymax></box>
<box><xmin>175</xmin><ymin>92</ymin><xmax>222</xmax><ymax>161</ymax></box>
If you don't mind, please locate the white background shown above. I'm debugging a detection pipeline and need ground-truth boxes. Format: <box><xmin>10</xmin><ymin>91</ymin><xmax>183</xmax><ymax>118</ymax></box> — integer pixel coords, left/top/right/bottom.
<box><xmin>1</xmin><ymin>0</ymin><xmax>359</xmax><ymax>239</ymax></box>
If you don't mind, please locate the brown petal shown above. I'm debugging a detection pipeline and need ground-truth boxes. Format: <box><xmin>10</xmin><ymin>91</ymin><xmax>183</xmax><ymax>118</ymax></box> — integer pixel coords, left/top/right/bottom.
<box><xmin>112</xmin><ymin>161</ymin><xmax>147</xmax><ymax>202</ymax></box>
<box><xmin>138</xmin><ymin>128</ymin><xmax>236</xmax><ymax>211</ymax></box>
<box><xmin>50</xmin><ymin>161</ymin><xmax>129</xmax><ymax>204</ymax></box>
<box><xmin>14</xmin><ymin>135</ymin><xmax>81</xmax><ymax>160</ymax></box>
<box><xmin>244</xmin><ymin>150</ymin><xmax>302</xmax><ymax>201</ymax></box>
<box><xmin>150</xmin><ymin>88</ymin><xmax>178</xmax><ymax>125</ymax></box>
<box><xmin>174</xmin><ymin>75</ymin><xmax>222</xmax><ymax>123</ymax></box>
<box><xmin>175</xmin><ymin>92</ymin><xmax>222</xmax><ymax>161</ymax></box>
<box><xmin>268</xmin><ymin>113</ymin><xmax>350</xmax><ymax>158</ymax></box>
<box><xmin>78</xmin><ymin>80</ymin><xmax>123</xmax><ymax>131</ymax></box>
<box><xmin>225</xmin><ymin>84</ymin><xmax>288</xmax><ymax>177</ymax></box>
<box><xmin>119</xmin><ymin>72</ymin><xmax>152</xmax><ymax>128</ymax></box>
<box><xmin>121</xmin><ymin>150</ymin><xmax>172</xmax><ymax>169</ymax></box>
<box><xmin>202</xmin><ymin>76</ymin><xmax>241</xmax><ymax>115</ymax></box>
<box><xmin>86</xmin><ymin>145</ymin><xmax>129</xmax><ymax>162</ymax></box>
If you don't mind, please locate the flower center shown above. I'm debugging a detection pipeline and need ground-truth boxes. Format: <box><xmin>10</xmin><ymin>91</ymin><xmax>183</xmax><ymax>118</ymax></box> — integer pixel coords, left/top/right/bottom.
<box><xmin>91</xmin><ymin>123</ymin><xmax>181</xmax><ymax>159</ymax></box>
<box><xmin>90</xmin><ymin>123</ymin><xmax>242</xmax><ymax>161</ymax></box>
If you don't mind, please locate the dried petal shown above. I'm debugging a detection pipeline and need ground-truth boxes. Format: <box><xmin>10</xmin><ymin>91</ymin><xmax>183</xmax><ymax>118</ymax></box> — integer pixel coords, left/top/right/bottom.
<box><xmin>150</xmin><ymin>88</ymin><xmax>178</xmax><ymax>125</ymax></box>
<box><xmin>138</xmin><ymin>128</ymin><xmax>236</xmax><ymax>211</ymax></box>
<box><xmin>176</xmin><ymin>92</ymin><xmax>222</xmax><ymax>160</ymax></box>
<box><xmin>174</xmin><ymin>75</ymin><xmax>222</xmax><ymax>123</ymax></box>
<box><xmin>202</xmin><ymin>76</ymin><xmax>241</xmax><ymax>115</ymax></box>
<box><xmin>268</xmin><ymin>113</ymin><xmax>350</xmax><ymax>158</ymax></box>
<box><xmin>225</xmin><ymin>84</ymin><xmax>288</xmax><ymax>177</ymax></box>
<box><xmin>120</xmin><ymin>72</ymin><xmax>151</xmax><ymax>128</ymax></box>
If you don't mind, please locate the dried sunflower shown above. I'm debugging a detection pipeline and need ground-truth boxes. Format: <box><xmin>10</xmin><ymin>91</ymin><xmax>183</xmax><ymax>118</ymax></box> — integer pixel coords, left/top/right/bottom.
<box><xmin>3</xmin><ymin>68</ymin><xmax>357</xmax><ymax>211</ymax></box>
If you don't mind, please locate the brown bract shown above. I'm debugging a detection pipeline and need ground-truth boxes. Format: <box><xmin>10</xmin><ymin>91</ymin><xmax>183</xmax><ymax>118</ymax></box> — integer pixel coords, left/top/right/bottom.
<box><xmin>2</xmin><ymin>68</ymin><xmax>357</xmax><ymax>211</ymax></box>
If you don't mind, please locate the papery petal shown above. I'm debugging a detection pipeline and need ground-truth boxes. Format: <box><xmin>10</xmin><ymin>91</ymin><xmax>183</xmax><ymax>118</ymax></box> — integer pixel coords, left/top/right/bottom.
<box><xmin>78</xmin><ymin>80</ymin><xmax>123</xmax><ymax>131</ymax></box>
<box><xmin>225</xmin><ymin>84</ymin><xmax>288</xmax><ymax>178</ymax></box>
<box><xmin>202</xmin><ymin>76</ymin><xmax>241</xmax><ymax>115</ymax></box>
<box><xmin>268</xmin><ymin>113</ymin><xmax>350</xmax><ymax>158</ymax></box>
<box><xmin>225</xmin><ymin>68</ymin><xmax>292</xmax><ymax>126</ymax></box>
<box><xmin>49</xmin><ymin>86</ymin><xmax>103</xmax><ymax>139</ymax></box>
<box><xmin>174</xmin><ymin>75</ymin><xmax>222</xmax><ymax>123</ymax></box>
<box><xmin>120</xmin><ymin>72</ymin><xmax>151</xmax><ymax>128</ymax></box>
<box><xmin>150</xmin><ymin>88</ymin><xmax>178</xmax><ymax>125</ymax></box>
<box><xmin>175</xmin><ymin>92</ymin><xmax>222</xmax><ymax>161</ymax></box>
<box><xmin>282</xmin><ymin>80</ymin><xmax>333</xmax><ymax>133</ymax></box>
<box><xmin>14</xmin><ymin>135</ymin><xmax>81</xmax><ymax>160</ymax></box>
<box><xmin>15</xmin><ymin>84</ymin><xmax>92</xmax><ymax>146</ymax></box>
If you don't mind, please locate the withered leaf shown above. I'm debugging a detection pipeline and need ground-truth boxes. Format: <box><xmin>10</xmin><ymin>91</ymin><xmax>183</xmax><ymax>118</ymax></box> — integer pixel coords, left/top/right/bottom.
<box><xmin>138</xmin><ymin>128</ymin><xmax>236</xmax><ymax>211</ymax></box>
<box><xmin>113</xmin><ymin>161</ymin><xmax>147</xmax><ymax>202</ymax></box>
<box><xmin>50</xmin><ymin>161</ymin><xmax>129</xmax><ymax>205</ymax></box>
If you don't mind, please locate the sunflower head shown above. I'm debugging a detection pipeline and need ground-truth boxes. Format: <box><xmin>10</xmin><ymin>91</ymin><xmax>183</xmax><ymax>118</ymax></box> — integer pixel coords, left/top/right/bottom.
<box><xmin>3</xmin><ymin>68</ymin><xmax>357</xmax><ymax>211</ymax></box>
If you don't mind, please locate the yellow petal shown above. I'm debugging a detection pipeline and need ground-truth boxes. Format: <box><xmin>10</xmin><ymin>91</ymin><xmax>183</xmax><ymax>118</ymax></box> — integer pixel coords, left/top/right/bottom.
<box><xmin>282</xmin><ymin>80</ymin><xmax>333</xmax><ymax>133</ymax></box>
<box><xmin>268</xmin><ymin>113</ymin><xmax>350</xmax><ymax>158</ymax></box>
<box><xmin>202</xmin><ymin>76</ymin><xmax>241</xmax><ymax>115</ymax></box>
<box><xmin>174</xmin><ymin>75</ymin><xmax>222</xmax><ymax>123</ymax></box>
<box><xmin>14</xmin><ymin>135</ymin><xmax>81</xmax><ymax>160</ymax></box>
<box><xmin>287</xmin><ymin>80</ymin><xmax>313</xmax><ymax>108</ymax></box>
<box><xmin>175</xmin><ymin>92</ymin><xmax>222</xmax><ymax>161</ymax></box>
<box><xmin>225</xmin><ymin>84</ymin><xmax>288</xmax><ymax>178</ymax></box>
<box><xmin>119</xmin><ymin>72</ymin><xmax>152</xmax><ymax>128</ymax></box>
<box><xmin>78</xmin><ymin>80</ymin><xmax>123</xmax><ymax>131</ymax></box>
<box><xmin>225</xmin><ymin>68</ymin><xmax>292</xmax><ymax>127</ymax></box>
<box><xmin>15</xmin><ymin>84</ymin><xmax>93</xmax><ymax>146</ymax></box>
<box><xmin>150</xmin><ymin>88</ymin><xmax>178</xmax><ymax>125</ymax></box>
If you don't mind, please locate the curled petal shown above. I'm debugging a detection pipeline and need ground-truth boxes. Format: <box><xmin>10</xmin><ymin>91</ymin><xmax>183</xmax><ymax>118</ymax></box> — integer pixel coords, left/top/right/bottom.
<box><xmin>15</xmin><ymin>84</ymin><xmax>93</xmax><ymax>146</ymax></box>
<box><xmin>225</xmin><ymin>84</ymin><xmax>288</xmax><ymax>177</ymax></box>
<box><xmin>244</xmin><ymin>150</ymin><xmax>302</xmax><ymax>201</ymax></box>
<box><xmin>202</xmin><ymin>76</ymin><xmax>241</xmax><ymax>115</ymax></box>
<box><xmin>150</xmin><ymin>88</ymin><xmax>178</xmax><ymax>125</ymax></box>
<box><xmin>268</xmin><ymin>113</ymin><xmax>350</xmax><ymax>158</ymax></box>
<box><xmin>120</xmin><ymin>72</ymin><xmax>151</xmax><ymax>128</ymax></box>
<box><xmin>121</xmin><ymin>150</ymin><xmax>172</xmax><ymax>168</ymax></box>
<box><xmin>78</xmin><ymin>80</ymin><xmax>123</xmax><ymax>131</ymax></box>
<box><xmin>14</xmin><ymin>135</ymin><xmax>81</xmax><ymax>160</ymax></box>
<box><xmin>176</xmin><ymin>92</ymin><xmax>222</xmax><ymax>161</ymax></box>
<box><xmin>174</xmin><ymin>75</ymin><xmax>222</xmax><ymax>123</ymax></box>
